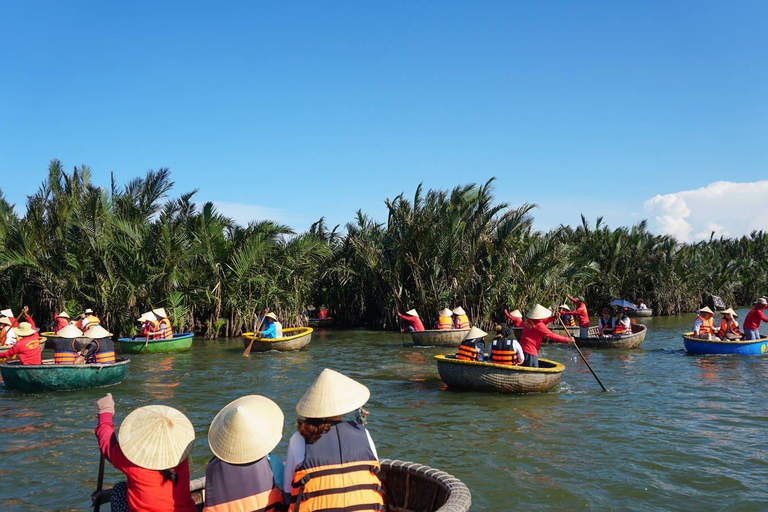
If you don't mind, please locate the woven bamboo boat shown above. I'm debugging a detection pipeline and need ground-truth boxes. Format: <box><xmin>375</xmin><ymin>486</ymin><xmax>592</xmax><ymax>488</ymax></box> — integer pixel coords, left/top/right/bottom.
<box><xmin>308</xmin><ymin>317</ymin><xmax>335</xmax><ymax>328</ymax></box>
<box><xmin>573</xmin><ymin>324</ymin><xmax>646</xmax><ymax>349</ymax></box>
<box><xmin>118</xmin><ymin>333</ymin><xmax>194</xmax><ymax>354</ymax></box>
<box><xmin>410</xmin><ymin>329</ymin><xmax>470</xmax><ymax>347</ymax></box>
<box><xmin>0</xmin><ymin>358</ymin><xmax>129</xmax><ymax>392</ymax></box>
<box><xmin>435</xmin><ymin>354</ymin><xmax>564</xmax><ymax>393</ymax></box>
<box><xmin>682</xmin><ymin>332</ymin><xmax>768</xmax><ymax>356</ymax></box>
<box><xmin>512</xmin><ymin>325</ymin><xmax>580</xmax><ymax>343</ymax></box>
<box><xmin>627</xmin><ymin>309</ymin><xmax>653</xmax><ymax>318</ymax></box>
<box><xmin>91</xmin><ymin>458</ymin><xmax>471</xmax><ymax>512</ymax></box>
<box><xmin>241</xmin><ymin>327</ymin><xmax>313</xmax><ymax>352</ymax></box>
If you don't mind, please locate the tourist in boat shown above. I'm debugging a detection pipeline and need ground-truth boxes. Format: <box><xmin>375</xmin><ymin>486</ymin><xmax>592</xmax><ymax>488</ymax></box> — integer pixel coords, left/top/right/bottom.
<box><xmin>488</xmin><ymin>325</ymin><xmax>524</xmax><ymax>365</ymax></box>
<box><xmin>54</xmin><ymin>311</ymin><xmax>71</xmax><ymax>332</ymax></box>
<box><xmin>397</xmin><ymin>309</ymin><xmax>425</xmax><ymax>332</ymax></box>
<box><xmin>565</xmin><ymin>295</ymin><xmax>590</xmax><ymax>338</ymax></box>
<box><xmin>613</xmin><ymin>308</ymin><xmax>632</xmax><ymax>336</ymax></box>
<box><xmin>636</xmin><ymin>299</ymin><xmax>649</xmax><ymax>310</ymax></box>
<box><xmin>94</xmin><ymin>393</ymin><xmax>197</xmax><ymax>512</ymax></box>
<box><xmin>80</xmin><ymin>325</ymin><xmax>116</xmax><ymax>364</ymax></box>
<box><xmin>0</xmin><ymin>322</ymin><xmax>42</xmax><ymax>365</ymax></box>
<box><xmin>743</xmin><ymin>298</ymin><xmax>768</xmax><ymax>340</ymax></box>
<box><xmin>503</xmin><ymin>309</ymin><xmax>524</xmax><ymax>328</ymax></box>
<box><xmin>559</xmin><ymin>304</ymin><xmax>577</xmax><ymax>326</ymax></box>
<box><xmin>693</xmin><ymin>307</ymin><xmax>719</xmax><ymax>340</ymax></box>
<box><xmin>284</xmin><ymin>368</ymin><xmax>386</xmax><ymax>511</ymax></box>
<box><xmin>0</xmin><ymin>317</ymin><xmax>17</xmax><ymax>346</ymax></box>
<box><xmin>2</xmin><ymin>306</ymin><xmax>36</xmax><ymax>329</ymax></box>
<box><xmin>520</xmin><ymin>304</ymin><xmax>572</xmax><ymax>368</ymax></box>
<box><xmin>148</xmin><ymin>308</ymin><xmax>173</xmax><ymax>340</ymax></box>
<box><xmin>717</xmin><ymin>308</ymin><xmax>742</xmax><ymax>340</ymax></box>
<box><xmin>437</xmin><ymin>308</ymin><xmax>453</xmax><ymax>330</ymax></box>
<box><xmin>54</xmin><ymin>325</ymin><xmax>84</xmax><ymax>364</ymax></box>
<box><xmin>136</xmin><ymin>311</ymin><xmax>157</xmax><ymax>338</ymax></box>
<box><xmin>257</xmin><ymin>312</ymin><xmax>283</xmax><ymax>338</ymax></box>
<box><xmin>456</xmin><ymin>326</ymin><xmax>488</xmax><ymax>362</ymax></box>
<box><xmin>452</xmin><ymin>307</ymin><xmax>471</xmax><ymax>329</ymax></box>
<box><xmin>598</xmin><ymin>308</ymin><xmax>616</xmax><ymax>336</ymax></box>
<box><xmin>204</xmin><ymin>395</ymin><xmax>285</xmax><ymax>512</ymax></box>
<box><xmin>78</xmin><ymin>308</ymin><xmax>101</xmax><ymax>331</ymax></box>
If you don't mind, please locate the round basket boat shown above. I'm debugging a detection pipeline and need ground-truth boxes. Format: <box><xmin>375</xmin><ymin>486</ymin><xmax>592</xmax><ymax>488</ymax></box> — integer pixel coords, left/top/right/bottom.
<box><xmin>308</xmin><ymin>317</ymin><xmax>335</xmax><ymax>328</ymax></box>
<box><xmin>511</xmin><ymin>325</ymin><xmax>580</xmax><ymax>343</ymax></box>
<box><xmin>627</xmin><ymin>309</ymin><xmax>653</xmax><ymax>318</ymax></box>
<box><xmin>573</xmin><ymin>324</ymin><xmax>647</xmax><ymax>349</ymax></box>
<box><xmin>0</xmin><ymin>358</ymin><xmax>130</xmax><ymax>392</ymax></box>
<box><xmin>682</xmin><ymin>332</ymin><xmax>768</xmax><ymax>356</ymax></box>
<box><xmin>242</xmin><ymin>327</ymin><xmax>313</xmax><ymax>352</ymax></box>
<box><xmin>118</xmin><ymin>333</ymin><xmax>194</xmax><ymax>354</ymax></box>
<box><xmin>435</xmin><ymin>354</ymin><xmax>564</xmax><ymax>393</ymax></box>
<box><xmin>91</xmin><ymin>458</ymin><xmax>471</xmax><ymax>512</ymax></box>
<box><xmin>410</xmin><ymin>329</ymin><xmax>470</xmax><ymax>347</ymax></box>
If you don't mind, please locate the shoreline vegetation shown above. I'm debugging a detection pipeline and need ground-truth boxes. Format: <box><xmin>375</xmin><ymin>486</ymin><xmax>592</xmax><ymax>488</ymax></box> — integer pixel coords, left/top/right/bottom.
<box><xmin>1</xmin><ymin>161</ymin><xmax>766</xmax><ymax>338</ymax></box>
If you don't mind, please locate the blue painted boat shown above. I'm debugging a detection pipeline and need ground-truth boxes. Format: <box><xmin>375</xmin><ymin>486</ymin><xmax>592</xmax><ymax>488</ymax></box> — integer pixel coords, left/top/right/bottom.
<box><xmin>682</xmin><ymin>332</ymin><xmax>768</xmax><ymax>356</ymax></box>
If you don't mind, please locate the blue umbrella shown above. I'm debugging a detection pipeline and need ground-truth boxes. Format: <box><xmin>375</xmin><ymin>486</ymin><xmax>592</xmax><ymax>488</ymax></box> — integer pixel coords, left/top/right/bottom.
<box><xmin>610</xmin><ymin>300</ymin><xmax>638</xmax><ymax>310</ymax></box>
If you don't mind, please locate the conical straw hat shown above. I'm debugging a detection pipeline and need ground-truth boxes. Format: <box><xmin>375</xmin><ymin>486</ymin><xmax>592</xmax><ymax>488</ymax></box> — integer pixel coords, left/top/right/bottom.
<box><xmin>14</xmin><ymin>322</ymin><xmax>35</xmax><ymax>336</ymax></box>
<box><xmin>152</xmin><ymin>308</ymin><xmax>168</xmax><ymax>318</ymax></box>
<box><xmin>84</xmin><ymin>325</ymin><xmax>113</xmax><ymax>338</ymax></box>
<box><xmin>439</xmin><ymin>308</ymin><xmax>453</xmax><ymax>317</ymax></box>
<box><xmin>84</xmin><ymin>308</ymin><xmax>94</xmax><ymax>314</ymax></box>
<box><xmin>698</xmin><ymin>306</ymin><xmax>715</xmax><ymax>315</ymax></box>
<box><xmin>296</xmin><ymin>369</ymin><xmax>370</xmax><ymax>419</ymax></box>
<box><xmin>463</xmin><ymin>326</ymin><xmax>487</xmax><ymax>340</ymax></box>
<box><xmin>118</xmin><ymin>405</ymin><xmax>195</xmax><ymax>470</ymax></box>
<box><xmin>265</xmin><ymin>312</ymin><xmax>278</xmax><ymax>321</ymax></box>
<box><xmin>452</xmin><ymin>307</ymin><xmax>466</xmax><ymax>315</ymax></box>
<box><xmin>527</xmin><ymin>304</ymin><xmax>553</xmax><ymax>320</ymax></box>
<box><xmin>57</xmin><ymin>311</ymin><xmax>70</xmax><ymax>319</ymax></box>
<box><xmin>559</xmin><ymin>304</ymin><xmax>571</xmax><ymax>311</ymax></box>
<box><xmin>0</xmin><ymin>317</ymin><xmax>10</xmax><ymax>326</ymax></box>
<box><xmin>57</xmin><ymin>325</ymin><xmax>83</xmax><ymax>338</ymax></box>
<box><xmin>720</xmin><ymin>308</ymin><xmax>738</xmax><ymax>317</ymax></box>
<box><xmin>405</xmin><ymin>309</ymin><xmax>419</xmax><ymax>317</ymax></box>
<box><xmin>509</xmin><ymin>309</ymin><xmax>523</xmax><ymax>318</ymax></box>
<box><xmin>208</xmin><ymin>395</ymin><xmax>284</xmax><ymax>464</ymax></box>
<box><xmin>139</xmin><ymin>311</ymin><xmax>157</xmax><ymax>322</ymax></box>
<box><xmin>1</xmin><ymin>309</ymin><xmax>14</xmax><ymax>318</ymax></box>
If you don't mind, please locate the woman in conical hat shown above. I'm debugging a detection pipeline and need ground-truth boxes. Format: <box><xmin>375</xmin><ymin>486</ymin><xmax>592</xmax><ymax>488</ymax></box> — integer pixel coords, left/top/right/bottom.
<box><xmin>148</xmin><ymin>308</ymin><xmax>174</xmax><ymax>340</ymax></box>
<box><xmin>53</xmin><ymin>324</ymin><xmax>83</xmax><ymax>365</ymax></box>
<box><xmin>693</xmin><ymin>307</ymin><xmax>718</xmax><ymax>340</ymax></box>
<box><xmin>397</xmin><ymin>309</ymin><xmax>425</xmax><ymax>332</ymax></box>
<box><xmin>452</xmin><ymin>306</ymin><xmax>470</xmax><ymax>329</ymax></box>
<box><xmin>204</xmin><ymin>396</ymin><xmax>285</xmax><ymax>511</ymax></box>
<box><xmin>504</xmin><ymin>308</ymin><xmax>524</xmax><ymax>327</ymax></box>
<box><xmin>437</xmin><ymin>308</ymin><xmax>453</xmax><ymax>330</ymax></box>
<box><xmin>94</xmin><ymin>393</ymin><xmax>197</xmax><ymax>512</ymax></box>
<box><xmin>284</xmin><ymin>369</ymin><xmax>386</xmax><ymax>511</ymax></box>
<box><xmin>518</xmin><ymin>304</ymin><xmax>572</xmax><ymax>368</ymax></box>
<box><xmin>54</xmin><ymin>311</ymin><xmax>71</xmax><ymax>332</ymax></box>
<box><xmin>717</xmin><ymin>308</ymin><xmax>742</xmax><ymax>340</ymax></box>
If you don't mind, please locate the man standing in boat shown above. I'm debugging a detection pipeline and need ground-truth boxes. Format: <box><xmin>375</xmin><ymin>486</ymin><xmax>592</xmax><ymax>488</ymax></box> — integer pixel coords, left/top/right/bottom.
<box><xmin>520</xmin><ymin>305</ymin><xmax>573</xmax><ymax>368</ymax></box>
<box><xmin>564</xmin><ymin>296</ymin><xmax>590</xmax><ymax>338</ymax></box>
<box><xmin>743</xmin><ymin>298</ymin><xmax>768</xmax><ymax>340</ymax></box>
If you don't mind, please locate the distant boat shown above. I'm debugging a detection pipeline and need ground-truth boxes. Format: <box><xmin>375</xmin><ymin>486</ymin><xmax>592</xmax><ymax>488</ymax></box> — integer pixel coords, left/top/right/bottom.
<box><xmin>627</xmin><ymin>309</ymin><xmax>653</xmax><ymax>318</ymax></box>
<box><xmin>118</xmin><ymin>333</ymin><xmax>194</xmax><ymax>354</ymax></box>
<box><xmin>435</xmin><ymin>354</ymin><xmax>564</xmax><ymax>393</ymax></box>
<box><xmin>573</xmin><ymin>324</ymin><xmax>647</xmax><ymax>349</ymax></box>
<box><xmin>308</xmin><ymin>317</ymin><xmax>335</xmax><ymax>328</ymax></box>
<box><xmin>682</xmin><ymin>332</ymin><xmax>768</xmax><ymax>356</ymax></box>
<box><xmin>410</xmin><ymin>329</ymin><xmax>470</xmax><ymax>347</ymax></box>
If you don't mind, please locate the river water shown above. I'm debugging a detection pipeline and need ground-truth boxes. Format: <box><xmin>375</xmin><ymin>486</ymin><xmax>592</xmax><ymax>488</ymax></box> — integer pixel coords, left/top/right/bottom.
<box><xmin>1</xmin><ymin>311</ymin><xmax>767</xmax><ymax>511</ymax></box>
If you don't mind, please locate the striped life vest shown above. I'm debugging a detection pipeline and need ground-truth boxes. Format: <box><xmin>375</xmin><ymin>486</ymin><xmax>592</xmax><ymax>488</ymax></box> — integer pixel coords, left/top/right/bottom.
<box><xmin>87</xmin><ymin>339</ymin><xmax>116</xmax><ymax>364</ymax></box>
<box><xmin>54</xmin><ymin>338</ymin><xmax>80</xmax><ymax>364</ymax></box>
<box><xmin>437</xmin><ymin>316</ymin><xmax>453</xmax><ymax>330</ymax></box>
<box><xmin>696</xmin><ymin>316</ymin><xmax>714</xmax><ymax>335</ymax></box>
<box><xmin>153</xmin><ymin>319</ymin><xmax>173</xmax><ymax>340</ymax></box>
<box><xmin>457</xmin><ymin>338</ymin><xmax>480</xmax><ymax>361</ymax></box>
<box><xmin>613</xmin><ymin>320</ymin><xmax>630</xmax><ymax>335</ymax></box>
<box><xmin>203</xmin><ymin>455</ymin><xmax>284</xmax><ymax>512</ymax></box>
<box><xmin>454</xmin><ymin>314</ymin><xmax>470</xmax><ymax>330</ymax></box>
<box><xmin>490</xmin><ymin>338</ymin><xmax>520</xmax><ymax>365</ymax></box>
<box><xmin>290</xmin><ymin>421</ymin><xmax>386</xmax><ymax>512</ymax></box>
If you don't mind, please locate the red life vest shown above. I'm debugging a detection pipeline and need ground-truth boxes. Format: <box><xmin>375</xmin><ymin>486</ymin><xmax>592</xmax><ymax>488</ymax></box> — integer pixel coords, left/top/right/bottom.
<box><xmin>203</xmin><ymin>456</ymin><xmax>283</xmax><ymax>512</ymax></box>
<box><xmin>456</xmin><ymin>338</ymin><xmax>480</xmax><ymax>361</ymax></box>
<box><xmin>54</xmin><ymin>338</ymin><xmax>80</xmax><ymax>364</ymax></box>
<box><xmin>290</xmin><ymin>422</ymin><xmax>385</xmax><ymax>512</ymax></box>
<box><xmin>437</xmin><ymin>316</ymin><xmax>453</xmax><ymax>330</ymax></box>
<box><xmin>696</xmin><ymin>316</ymin><xmax>714</xmax><ymax>335</ymax></box>
<box><xmin>490</xmin><ymin>338</ymin><xmax>520</xmax><ymax>365</ymax></box>
<box><xmin>718</xmin><ymin>318</ymin><xmax>740</xmax><ymax>338</ymax></box>
<box><xmin>454</xmin><ymin>315</ymin><xmax>470</xmax><ymax>330</ymax></box>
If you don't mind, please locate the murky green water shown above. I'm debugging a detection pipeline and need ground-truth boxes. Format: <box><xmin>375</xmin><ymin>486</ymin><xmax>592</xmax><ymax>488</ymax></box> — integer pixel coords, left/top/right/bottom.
<box><xmin>2</xmin><ymin>311</ymin><xmax>768</xmax><ymax>511</ymax></box>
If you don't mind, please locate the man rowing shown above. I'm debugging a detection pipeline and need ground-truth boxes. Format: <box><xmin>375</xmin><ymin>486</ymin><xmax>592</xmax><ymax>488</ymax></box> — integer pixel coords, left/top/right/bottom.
<box><xmin>0</xmin><ymin>322</ymin><xmax>42</xmax><ymax>365</ymax></box>
<box><xmin>397</xmin><ymin>309</ymin><xmax>425</xmax><ymax>332</ymax></box>
<box><xmin>520</xmin><ymin>304</ymin><xmax>572</xmax><ymax>367</ymax></box>
<box><xmin>744</xmin><ymin>298</ymin><xmax>768</xmax><ymax>340</ymax></box>
<box><xmin>564</xmin><ymin>295</ymin><xmax>590</xmax><ymax>338</ymax></box>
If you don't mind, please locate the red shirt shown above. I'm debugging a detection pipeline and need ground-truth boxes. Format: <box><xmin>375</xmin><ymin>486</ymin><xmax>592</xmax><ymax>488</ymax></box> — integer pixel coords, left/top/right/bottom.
<box><xmin>95</xmin><ymin>413</ymin><xmax>197</xmax><ymax>512</ymax></box>
<box><xmin>567</xmin><ymin>298</ymin><xmax>590</xmax><ymax>328</ymax></box>
<box><xmin>743</xmin><ymin>307</ymin><xmax>768</xmax><ymax>331</ymax></box>
<box><xmin>397</xmin><ymin>313</ymin><xmax>425</xmax><ymax>331</ymax></box>
<box><xmin>54</xmin><ymin>317</ymin><xmax>69</xmax><ymax>331</ymax></box>
<box><xmin>504</xmin><ymin>311</ymin><xmax>524</xmax><ymax>327</ymax></box>
<box><xmin>9</xmin><ymin>315</ymin><xmax>36</xmax><ymax>330</ymax></box>
<box><xmin>0</xmin><ymin>333</ymin><xmax>42</xmax><ymax>365</ymax></box>
<box><xmin>519</xmin><ymin>320</ymin><xmax>572</xmax><ymax>356</ymax></box>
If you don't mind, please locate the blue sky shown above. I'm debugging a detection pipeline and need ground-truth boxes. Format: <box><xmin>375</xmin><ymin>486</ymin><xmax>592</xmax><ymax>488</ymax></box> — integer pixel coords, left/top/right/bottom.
<box><xmin>1</xmin><ymin>2</ymin><xmax>766</xmax><ymax>240</ymax></box>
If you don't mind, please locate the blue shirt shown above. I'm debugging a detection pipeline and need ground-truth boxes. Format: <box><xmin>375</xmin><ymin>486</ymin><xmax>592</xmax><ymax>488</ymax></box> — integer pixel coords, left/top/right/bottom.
<box><xmin>261</xmin><ymin>322</ymin><xmax>277</xmax><ymax>338</ymax></box>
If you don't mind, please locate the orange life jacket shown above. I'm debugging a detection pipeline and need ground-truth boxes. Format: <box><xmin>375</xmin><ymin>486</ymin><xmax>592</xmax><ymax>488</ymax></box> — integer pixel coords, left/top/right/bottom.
<box><xmin>88</xmin><ymin>339</ymin><xmax>116</xmax><ymax>364</ymax></box>
<box><xmin>437</xmin><ymin>316</ymin><xmax>453</xmax><ymax>330</ymax></box>
<box><xmin>696</xmin><ymin>315</ymin><xmax>714</xmax><ymax>335</ymax></box>
<box><xmin>54</xmin><ymin>338</ymin><xmax>79</xmax><ymax>364</ymax></box>
<box><xmin>290</xmin><ymin>422</ymin><xmax>385</xmax><ymax>512</ymax></box>
<box><xmin>718</xmin><ymin>318</ymin><xmax>740</xmax><ymax>338</ymax></box>
<box><xmin>454</xmin><ymin>314</ymin><xmax>470</xmax><ymax>330</ymax></box>
<box><xmin>613</xmin><ymin>319</ymin><xmax>630</xmax><ymax>335</ymax></box>
<box><xmin>490</xmin><ymin>338</ymin><xmax>520</xmax><ymax>365</ymax></box>
<box><xmin>456</xmin><ymin>338</ymin><xmax>480</xmax><ymax>361</ymax></box>
<box><xmin>152</xmin><ymin>319</ymin><xmax>173</xmax><ymax>340</ymax></box>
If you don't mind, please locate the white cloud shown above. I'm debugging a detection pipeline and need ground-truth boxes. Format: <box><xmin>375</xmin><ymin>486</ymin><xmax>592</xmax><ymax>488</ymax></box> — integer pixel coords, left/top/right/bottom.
<box><xmin>644</xmin><ymin>181</ymin><xmax>768</xmax><ymax>242</ymax></box>
<box><xmin>212</xmin><ymin>201</ymin><xmax>310</xmax><ymax>232</ymax></box>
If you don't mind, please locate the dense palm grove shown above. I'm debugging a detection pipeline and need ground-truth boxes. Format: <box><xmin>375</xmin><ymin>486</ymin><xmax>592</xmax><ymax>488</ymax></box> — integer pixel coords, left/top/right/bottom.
<box><xmin>1</xmin><ymin>162</ymin><xmax>766</xmax><ymax>337</ymax></box>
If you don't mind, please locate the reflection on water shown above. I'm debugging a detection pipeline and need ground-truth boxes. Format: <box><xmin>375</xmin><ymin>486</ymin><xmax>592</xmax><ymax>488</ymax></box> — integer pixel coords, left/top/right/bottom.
<box><xmin>2</xmin><ymin>311</ymin><xmax>768</xmax><ymax>510</ymax></box>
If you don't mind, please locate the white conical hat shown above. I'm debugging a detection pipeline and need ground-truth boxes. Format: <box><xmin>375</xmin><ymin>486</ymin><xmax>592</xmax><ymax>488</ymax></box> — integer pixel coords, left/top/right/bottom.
<box><xmin>463</xmin><ymin>326</ymin><xmax>487</xmax><ymax>340</ymax></box>
<box><xmin>138</xmin><ymin>311</ymin><xmax>157</xmax><ymax>322</ymax></box>
<box><xmin>265</xmin><ymin>312</ymin><xmax>278</xmax><ymax>321</ymax></box>
<box><xmin>698</xmin><ymin>306</ymin><xmax>714</xmax><ymax>315</ymax></box>
<box><xmin>118</xmin><ymin>405</ymin><xmax>195</xmax><ymax>470</ymax></box>
<box><xmin>152</xmin><ymin>308</ymin><xmax>168</xmax><ymax>318</ymax></box>
<box><xmin>439</xmin><ymin>308</ymin><xmax>453</xmax><ymax>317</ymax></box>
<box><xmin>208</xmin><ymin>395</ymin><xmax>284</xmax><ymax>464</ymax></box>
<box><xmin>720</xmin><ymin>308</ymin><xmax>738</xmax><ymax>317</ymax></box>
<box><xmin>57</xmin><ymin>325</ymin><xmax>83</xmax><ymax>338</ymax></box>
<box><xmin>405</xmin><ymin>309</ymin><xmax>419</xmax><ymax>317</ymax></box>
<box><xmin>0</xmin><ymin>317</ymin><xmax>10</xmax><ymax>326</ymax></box>
<box><xmin>452</xmin><ymin>307</ymin><xmax>466</xmax><ymax>315</ymax></box>
<box><xmin>84</xmin><ymin>308</ymin><xmax>94</xmax><ymax>314</ymax></box>
<box><xmin>527</xmin><ymin>304</ymin><xmax>553</xmax><ymax>320</ymax></box>
<box><xmin>509</xmin><ymin>309</ymin><xmax>523</xmax><ymax>318</ymax></box>
<box><xmin>296</xmin><ymin>368</ymin><xmax>370</xmax><ymax>419</ymax></box>
<box><xmin>57</xmin><ymin>311</ymin><xmax>70</xmax><ymax>319</ymax></box>
<box><xmin>83</xmin><ymin>325</ymin><xmax>113</xmax><ymax>338</ymax></box>
<box><xmin>1</xmin><ymin>309</ymin><xmax>14</xmax><ymax>318</ymax></box>
<box><xmin>559</xmin><ymin>304</ymin><xmax>571</xmax><ymax>311</ymax></box>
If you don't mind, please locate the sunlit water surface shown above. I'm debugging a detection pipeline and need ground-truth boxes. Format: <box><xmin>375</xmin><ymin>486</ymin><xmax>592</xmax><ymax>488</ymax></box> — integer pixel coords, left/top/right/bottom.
<box><xmin>2</xmin><ymin>311</ymin><xmax>768</xmax><ymax>511</ymax></box>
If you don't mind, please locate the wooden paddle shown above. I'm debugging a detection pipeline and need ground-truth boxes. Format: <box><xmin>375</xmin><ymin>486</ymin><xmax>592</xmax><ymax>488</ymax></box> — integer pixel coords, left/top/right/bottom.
<box><xmin>558</xmin><ymin>308</ymin><xmax>607</xmax><ymax>392</ymax></box>
<box><xmin>92</xmin><ymin>454</ymin><xmax>106</xmax><ymax>512</ymax></box>
<box><xmin>242</xmin><ymin>308</ymin><xmax>269</xmax><ymax>357</ymax></box>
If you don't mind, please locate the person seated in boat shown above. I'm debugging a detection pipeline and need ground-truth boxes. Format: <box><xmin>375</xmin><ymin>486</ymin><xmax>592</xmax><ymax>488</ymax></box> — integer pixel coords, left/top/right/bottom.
<box><xmin>565</xmin><ymin>295</ymin><xmax>590</xmax><ymax>338</ymax></box>
<box><xmin>717</xmin><ymin>308</ymin><xmax>742</xmax><ymax>340</ymax></box>
<box><xmin>456</xmin><ymin>326</ymin><xmax>488</xmax><ymax>362</ymax></box>
<box><xmin>693</xmin><ymin>307</ymin><xmax>719</xmax><ymax>340</ymax></box>
<box><xmin>397</xmin><ymin>309</ymin><xmax>425</xmax><ymax>332</ymax></box>
<box><xmin>78</xmin><ymin>308</ymin><xmax>101</xmax><ymax>331</ymax></box>
<box><xmin>0</xmin><ymin>317</ymin><xmax>17</xmax><ymax>346</ymax></box>
<box><xmin>135</xmin><ymin>311</ymin><xmax>157</xmax><ymax>338</ymax></box>
<box><xmin>2</xmin><ymin>306</ymin><xmax>37</xmax><ymax>329</ymax></box>
<box><xmin>452</xmin><ymin>307</ymin><xmax>471</xmax><ymax>329</ymax></box>
<box><xmin>503</xmin><ymin>309</ymin><xmax>524</xmax><ymax>328</ymax></box>
<box><xmin>559</xmin><ymin>304</ymin><xmax>577</xmax><ymax>326</ymax></box>
<box><xmin>743</xmin><ymin>298</ymin><xmax>768</xmax><ymax>340</ymax></box>
<box><xmin>636</xmin><ymin>299</ymin><xmax>649</xmax><ymax>310</ymax></box>
<box><xmin>148</xmin><ymin>308</ymin><xmax>174</xmax><ymax>340</ymax></box>
<box><xmin>489</xmin><ymin>325</ymin><xmax>524</xmax><ymax>365</ymax></box>
<box><xmin>0</xmin><ymin>322</ymin><xmax>42</xmax><ymax>365</ymax></box>
<box><xmin>53</xmin><ymin>325</ymin><xmax>84</xmax><ymax>364</ymax></box>
<box><xmin>256</xmin><ymin>312</ymin><xmax>281</xmax><ymax>338</ymax></box>
<box><xmin>204</xmin><ymin>395</ymin><xmax>285</xmax><ymax>512</ymax></box>
<box><xmin>520</xmin><ymin>305</ymin><xmax>573</xmax><ymax>368</ymax></box>
<box><xmin>94</xmin><ymin>393</ymin><xmax>197</xmax><ymax>512</ymax></box>
<box><xmin>612</xmin><ymin>308</ymin><xmax>632</xmax><ymax>336</ymax></box>
<box><xmin>54</xmin><ymin>311</ymin><xmax>72</xmax><ymax>332</ymax></box>
<box><xmin>79</xmin><ymin>325</ymin><xmax>116</xmax><ymax>364</ymax></box>
<box><xmin>437</xmin><ymin>308</ymin><xmax>453</xmax><ymax>330</ymax></box>
<box><xmin>597</xmin><ymin>308</ymin><xmax>615</xmax><ymax>336</ymax></box>
<box><xmin>284</xmin><ymin>368</ymin><xmax>386</xmax><ymax>511</ymax></box>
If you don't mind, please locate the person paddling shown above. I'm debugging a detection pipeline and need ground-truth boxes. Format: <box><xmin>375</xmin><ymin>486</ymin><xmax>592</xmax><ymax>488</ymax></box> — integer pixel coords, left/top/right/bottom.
<box><xmin>257</xmin><ymin>312</ymin><xmax>283</xmax><ymax>338</ymax></box>
<box><xmin>397</xmin><ymin>309</ymin><xmax>425</xmax><ymax>332</ymax></box>
<box><xmin>2</xmin><ymin>306</ymin><xmax>36</xmax><ymax>329</ymax></box>
<box><xmin>136</xmin><ymin>312</ymin><xmax>157</xmax><ymax>338</ymax></box>
<box><xmin>519</xmin><ymin>305</ymin><xmax>572</xmax><ymax>368</ymax></box>
<box><xmin>743</xmin><ymin>298</ymin><xmax>768</xmax><ymax>340</ymax></box>
<box><xmin>717</xmin><ymin>308</ymin><xmax>742</xmax><ymax>340</ymax></box>
<box><xmin>564</xmin><ymin>296</ymin><xmax>590</xmax><ymax>338</ymax></box>
<box><xmin>503</xmin><ymin>309</ymin><xmax>524</xmax><ymax>328</ymax></box>
<box><xmin>54</xmin><ymin>311</ymin><xmax>71</xmax><ymax>332</ymax></box>
<box><xmin>0</xmin><ymin>322</ymin><xmax>42</xmax><ymax>365</ymax></box>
